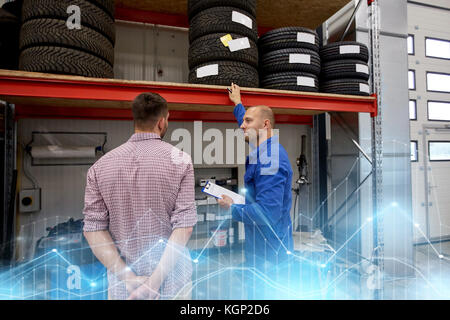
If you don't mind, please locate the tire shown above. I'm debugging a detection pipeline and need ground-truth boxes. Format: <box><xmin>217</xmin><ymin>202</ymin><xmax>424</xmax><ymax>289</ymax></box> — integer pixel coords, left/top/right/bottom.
<box><xmin>188</xmin><ymin>0</ymin><xmax>256</xmax><ymax>20</ymax></box>
<box><xmin>22</xmin><ymin>0</ymin><xmax>115</xmax><ymax>45</ymax></box>
<box><xmin>258</xmin><ymin>27</ymin><xmax>319</xmax><ymax>53</ymax></box>
<box><xmin>189</xmin><ymin>61</ymin><xmax>259</xmax><ymax>87</ymax></box>
<box><xmin>320</xmin><ymin>78</ymin><xmax>370</xmax><ymax>96</ymax></box>
<box><xmin>261</xmin><ymin>72</ymin><xmax>319</xmax><ymax>92</ymax></box>
<box><xmin>19</xmin><ymin>46</ymin><xmax>114</xmax><ymax>78</ymax></box>
<box><xmin>20</xmin><ymin>18</ymin><xmax>114</xmax><ymax>66</ymax></box>
<box><xmin>321</xmin><ymin>59</ymin><xmax>369</xmax><ymax>81</ymax></box>
<box><xmin>320</xmin><ymin>41</ymin><xmax>369</xmax><ymax>63</ymax></box>
<box><xmin>189</xmin><ymin>7</ymin><xmax>258</xmax><ymax>43</ymax></box>
<box><xmin>260</xmin><ymin>48</ymin><xmax>321</xmax><ymax>76</ymax></box>
<box><xmin>189</xmin><ymin>32</ymin><xmax>258</xmax><ymax>69</ymax></box>
<box><xmin>90</xmin><ymin>0</ymin><xmax>115</xmax><ymax>18</ymax></box>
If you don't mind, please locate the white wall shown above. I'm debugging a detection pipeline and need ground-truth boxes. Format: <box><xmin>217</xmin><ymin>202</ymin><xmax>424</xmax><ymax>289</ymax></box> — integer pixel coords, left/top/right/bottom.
<box><xmin>114</xmin><ymin>21</ymin><xmax>190</xmax><ymax>82</ymax></box>
<box><xmin>355</xmin><ymin>0</ymin><xmax>415</xmax><ymax>281</ymax></box>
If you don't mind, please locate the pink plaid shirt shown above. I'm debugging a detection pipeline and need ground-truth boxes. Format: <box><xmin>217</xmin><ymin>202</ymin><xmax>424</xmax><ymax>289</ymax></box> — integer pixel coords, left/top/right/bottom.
<box><xmin>83</xmin><ymin>132</ymin><xmax>197</xmax><ymax>300</ymax></box>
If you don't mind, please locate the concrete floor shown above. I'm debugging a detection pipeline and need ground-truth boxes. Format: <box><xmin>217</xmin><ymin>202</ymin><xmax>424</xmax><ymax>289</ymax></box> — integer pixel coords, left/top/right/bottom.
<box><xmin>191</xmin><ymin>241</ymin><xmax>450</xmax><ymax>300</ymax></box>
<box><xmin>191</xmin><ymin>247</ymin><xmax>359</xmax><ymax>300</ymax></box>
<box><xmin>383</xmin><ymin>241</ymin><xmax>450</xmax><ymax>299</ymax></box>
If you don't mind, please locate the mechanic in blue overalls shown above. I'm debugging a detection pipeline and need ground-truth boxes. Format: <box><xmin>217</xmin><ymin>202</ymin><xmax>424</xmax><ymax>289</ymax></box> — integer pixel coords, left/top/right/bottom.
<box><xmin>218</xmin><ymin>83</ymin><xmax>294</xmax><ymax>299</ymax></box>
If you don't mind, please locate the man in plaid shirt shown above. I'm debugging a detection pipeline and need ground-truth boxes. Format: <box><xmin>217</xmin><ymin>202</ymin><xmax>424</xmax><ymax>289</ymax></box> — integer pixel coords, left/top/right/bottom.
<box><xmin>83</xmin><ymin>92</ymin><xmax>197</xmax><ymax>300</ymax></box>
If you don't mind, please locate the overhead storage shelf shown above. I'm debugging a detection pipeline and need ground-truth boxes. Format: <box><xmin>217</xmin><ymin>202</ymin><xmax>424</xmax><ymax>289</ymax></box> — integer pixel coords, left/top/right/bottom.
<box><xmin>0</xmin><ymin>70</ymin><xmax>377</xmax><ymax>124</ymax></box>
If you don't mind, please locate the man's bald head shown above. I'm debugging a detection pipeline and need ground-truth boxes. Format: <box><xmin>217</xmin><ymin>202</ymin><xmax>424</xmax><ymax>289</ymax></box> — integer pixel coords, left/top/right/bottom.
<box><xmin>248</xmin><ymin>105</ymin><xmax>275</xmax><ymax>128</ymax></box>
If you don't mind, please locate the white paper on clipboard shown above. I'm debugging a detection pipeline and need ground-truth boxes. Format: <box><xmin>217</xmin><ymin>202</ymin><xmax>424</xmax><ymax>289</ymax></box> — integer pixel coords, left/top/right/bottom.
<box><xmin>202</xmin><ymin>181</ymin><xmax>245</xmax><ymax>205</ymax></box>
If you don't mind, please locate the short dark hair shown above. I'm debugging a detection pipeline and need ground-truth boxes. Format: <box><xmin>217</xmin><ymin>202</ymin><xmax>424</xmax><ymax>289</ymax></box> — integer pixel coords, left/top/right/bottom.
<box><xmin>132</xmin><ymin>92</ymin><xmax>168</xmax><ymax>129</ymax></box>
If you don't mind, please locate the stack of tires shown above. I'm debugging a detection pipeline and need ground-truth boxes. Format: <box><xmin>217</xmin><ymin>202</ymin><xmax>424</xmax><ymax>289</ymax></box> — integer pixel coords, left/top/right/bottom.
<box><xmin>258</xmin><ymin>27</ymin><xmax>320</xmax><ymax>92</ymax></box>
<box><xmin>18</xmin><ymin>0</ymin><xmax>115</xmax><ymax>78</ymax></box>
<box><xmin>320</xmin><ymin>41</ymin><xmax>370</xmax><ymax>96</ymax></box>
<box><xmin>188</xmin><ymin>0</ymin><xmax>259</xmax><ymax>87</ymax></box>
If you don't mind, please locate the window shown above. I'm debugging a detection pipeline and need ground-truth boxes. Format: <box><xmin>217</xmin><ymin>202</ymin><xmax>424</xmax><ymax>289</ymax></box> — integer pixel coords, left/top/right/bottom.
<box><xmin>427</xmin><ymin>72</ymin><xmax>450</xmax><ymax>93</ymax></box>
<box><xmin>411</xmin><ymin>141</ymin><xmax>418</xmax><ymax>162</ymax></box>
<box><xmin>409</xmin><ymin>70</ymin><xmax>416</xmax><ymax>90</ymax></box>
<box><xmin>429</xmin><ymin>141</ymin><xmax>450</xmax><ymax>161</ymax></box>
<box><xmin>426</xmin><ymin>37</ymin><xmax>450</xmax><ymax>59</ymax></box>
<box><xmin>428</xmin><ymin>101</ymin><xmax>450</xmax><ymax>121</ymax></box>
<box><xmin>409</xmin><ymin>100</ymin><xmax>417</xmax><ymax>120</ymax></box>
<box><xmin>408</xmin><ymin>35</ymin><xmax>415</xmax><ymax>55</ymax></box>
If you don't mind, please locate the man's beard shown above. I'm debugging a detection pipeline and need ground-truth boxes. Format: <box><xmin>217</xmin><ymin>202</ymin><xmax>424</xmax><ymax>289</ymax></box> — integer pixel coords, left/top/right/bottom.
<box><xmin>160</xmin><ymin>121</ymin><xmax>168</xmax><ymax>139</ymax></box>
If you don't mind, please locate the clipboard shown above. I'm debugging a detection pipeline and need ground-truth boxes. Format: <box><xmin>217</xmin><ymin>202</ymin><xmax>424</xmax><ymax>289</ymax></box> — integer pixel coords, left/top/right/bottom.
<box><xmin>202</xmin><ymin>181</ymin><xmax>245</xmax><ymax>205</ymax></box>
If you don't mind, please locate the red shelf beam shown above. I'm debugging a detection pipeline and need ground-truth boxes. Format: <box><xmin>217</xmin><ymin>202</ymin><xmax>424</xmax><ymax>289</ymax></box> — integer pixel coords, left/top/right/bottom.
<box><xmin>0</xmin><ymin>71</ymin><xmax>377</xmax><ymax>123</ymax></box>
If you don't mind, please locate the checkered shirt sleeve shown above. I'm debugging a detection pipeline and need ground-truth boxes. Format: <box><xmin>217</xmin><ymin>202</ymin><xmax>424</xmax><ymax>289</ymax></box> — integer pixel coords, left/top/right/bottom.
<box><xmin>83</xmin><ymin>165</ymin><xmax>109</xmax><ymax>232</ymax></box>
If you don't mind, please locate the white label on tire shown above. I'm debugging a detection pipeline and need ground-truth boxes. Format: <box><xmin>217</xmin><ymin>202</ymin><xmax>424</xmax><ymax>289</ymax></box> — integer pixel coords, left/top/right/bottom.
<box><xmin>228</xmin><ymin>37</ymin><xmax>251</xmax><ymax>52</ymax></box>
<box><xmin>356</xmin><ymin>64</ymin><xmax>369</xmax><ymax>74</ymax></box>
<box><xmin>232</xmin><ymin>11</ymin><xmax>253</xmax><ymax>29</ymax></box>
<box><xmin>359</xmin><ymin>83</ymin><xmax>370</xmax><ymax>93</ymax></box>
<box><xmin>297</xmin><ymin>76</ymin><xmax>315</xmax><ymax>87</ymax></box>
<box><xmin>289</xmin><ymin>54</ymin><xmax>311</xmax><ymax>64</ymax></box>
<box><xmin>197</xmin><ymin>64</ymin><xmax>219</xmax><ymax>78</ymax></box>
<box><xmin>297</xmin><ymin>32</ymin><xmax>315</xmax><ymax>45</ymax></box>
<box><xmin>340</xmin><ymin>45</ymin><xmax>360</xmax><ymax>54</ymax></box>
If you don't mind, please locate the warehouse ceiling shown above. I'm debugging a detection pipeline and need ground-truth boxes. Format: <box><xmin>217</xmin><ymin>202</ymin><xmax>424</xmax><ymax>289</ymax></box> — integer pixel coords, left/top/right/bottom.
<box><xmin>115</xmin><ymin>0</ymin><xmax>352</xmax><ymax>29</ymax></box>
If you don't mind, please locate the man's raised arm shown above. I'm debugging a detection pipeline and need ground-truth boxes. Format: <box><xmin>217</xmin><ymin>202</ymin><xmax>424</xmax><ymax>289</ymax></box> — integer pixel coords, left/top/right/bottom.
<box><xmin>229</xmin><ymin>82</ymin><xmax>245</xmax><ymax>126</ymax></box>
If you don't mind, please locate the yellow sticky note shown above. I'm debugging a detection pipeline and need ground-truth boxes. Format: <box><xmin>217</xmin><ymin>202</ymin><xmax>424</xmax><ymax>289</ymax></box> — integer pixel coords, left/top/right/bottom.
<box><xmin>220</xmin><ymin>34</ymin><xmax>233</xmax><ymax>47</ymax></box>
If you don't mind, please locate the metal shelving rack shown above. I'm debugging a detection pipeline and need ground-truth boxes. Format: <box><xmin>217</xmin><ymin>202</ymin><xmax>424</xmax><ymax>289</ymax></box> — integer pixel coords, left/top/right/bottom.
<box><xmin>368</xmin><ymin>0</ymin><xmax>384</xmax><ymax>299</ymax></box>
